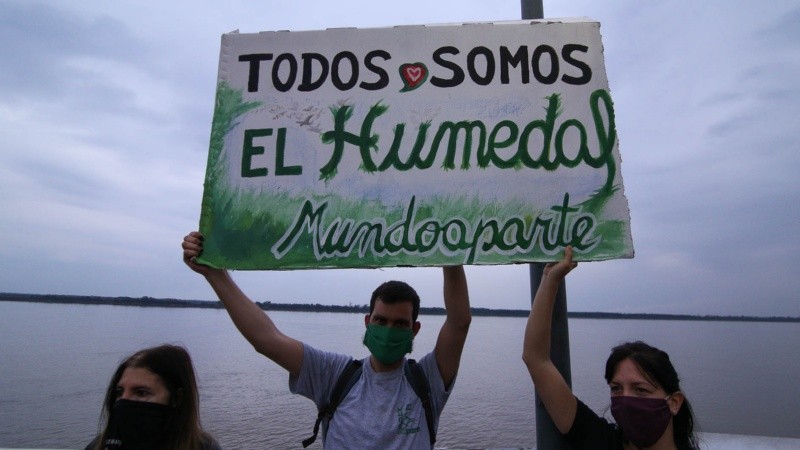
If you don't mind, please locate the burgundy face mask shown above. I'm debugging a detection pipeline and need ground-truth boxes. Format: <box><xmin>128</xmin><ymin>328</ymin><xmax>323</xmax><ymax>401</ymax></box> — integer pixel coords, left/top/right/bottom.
<box><xmin>610</xmin><ymin>396</ymin><xmax>673</xmax><ymax>448</ymax></box>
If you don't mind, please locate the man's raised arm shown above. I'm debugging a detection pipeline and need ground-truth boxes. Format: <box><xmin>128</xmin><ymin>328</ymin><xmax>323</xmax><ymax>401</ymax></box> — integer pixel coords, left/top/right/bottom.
<box><xmin>433</xmin><ymin>265</ymin><xmax>471</xmax><ymax>388</ymax></box>
<box><xmin>182</xmin><ymin>231</ymin><xmax>304</xmax><ymax>377</ymax></box>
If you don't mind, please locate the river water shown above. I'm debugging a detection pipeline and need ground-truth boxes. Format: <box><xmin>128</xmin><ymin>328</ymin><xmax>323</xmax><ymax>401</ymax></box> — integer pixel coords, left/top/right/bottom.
<box><xmin>0</xmin><ymin>301</ymin><xmax>798</xmax><ymax>449</ymax></box>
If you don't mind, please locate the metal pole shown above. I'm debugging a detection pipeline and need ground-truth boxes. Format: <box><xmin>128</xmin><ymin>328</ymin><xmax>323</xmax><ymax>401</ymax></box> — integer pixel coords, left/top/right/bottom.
<box><xmin>520</xmin><ymin>3</ymin><xmax>572</xmax><ymax>448</ymax></box>
<box><xmin>520</xmin><ymin>0</ymin><xmax>544</xmax><ymax>23</ymax></box>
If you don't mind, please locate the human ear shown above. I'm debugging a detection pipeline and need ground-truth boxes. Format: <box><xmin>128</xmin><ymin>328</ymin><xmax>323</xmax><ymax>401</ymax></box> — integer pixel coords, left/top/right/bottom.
<box><xmin>668</xmin><ymin>391</ymin><xmax>684</xmax><ymax>415</ymax></box>
<box><xmin>412</xmin><ymin>321</ymin><xmax>421</xmax><ymax>336</ymax></box>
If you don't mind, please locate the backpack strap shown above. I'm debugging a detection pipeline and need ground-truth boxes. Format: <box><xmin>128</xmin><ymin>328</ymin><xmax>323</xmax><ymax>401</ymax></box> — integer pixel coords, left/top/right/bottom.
<box><xmin>302</xmin><ymin>359</ymin><xmax>363</xmax><ymax>448</ymax></box>
<box><xmin>404</xmin><ymin>359</ymin><xmax>436</xmax><ymax>446</ymax></box>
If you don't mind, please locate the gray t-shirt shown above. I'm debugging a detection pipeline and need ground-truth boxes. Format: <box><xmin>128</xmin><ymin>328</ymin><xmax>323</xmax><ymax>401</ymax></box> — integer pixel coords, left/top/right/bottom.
<box><xmin>289</xmin><ymin>343</ymin><xmax>453</xmax><ymax>450</ymax></box>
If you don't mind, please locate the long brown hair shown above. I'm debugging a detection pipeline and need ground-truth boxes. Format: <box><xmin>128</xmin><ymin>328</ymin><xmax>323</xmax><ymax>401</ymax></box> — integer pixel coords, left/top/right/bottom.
<box><xmin>94</xmin><ymin>344</ymin><xmax>213</xmax><ymax>450</ymax></box>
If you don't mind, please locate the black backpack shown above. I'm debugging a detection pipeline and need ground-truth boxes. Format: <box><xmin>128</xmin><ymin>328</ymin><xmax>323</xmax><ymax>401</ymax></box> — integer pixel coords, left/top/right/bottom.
<box><xmin>302</xmin><ymin>358</ymin><xmax>435</xmax><ymax>448</ymax></box>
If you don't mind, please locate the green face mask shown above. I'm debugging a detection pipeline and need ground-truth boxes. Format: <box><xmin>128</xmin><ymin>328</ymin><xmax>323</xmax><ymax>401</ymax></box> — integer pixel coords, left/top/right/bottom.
<box><xmin>363</xmin><ymin>323</ymin><xmax>413</xmax><ymax>365</ymax></box>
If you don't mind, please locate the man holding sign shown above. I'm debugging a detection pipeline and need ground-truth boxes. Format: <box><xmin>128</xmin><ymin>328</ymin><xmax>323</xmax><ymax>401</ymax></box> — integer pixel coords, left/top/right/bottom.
<box><xmin>183</xmin><ymin>17</ymin><xmax>630</xmax><ymax>449</ymax></box>
<box><xmin>182</xmin><ymin>231</ymin><xmax>470</xmax><ymax>449</ymax></box>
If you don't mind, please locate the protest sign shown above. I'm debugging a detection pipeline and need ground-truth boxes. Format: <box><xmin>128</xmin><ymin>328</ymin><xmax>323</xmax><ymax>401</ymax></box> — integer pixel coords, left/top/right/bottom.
<box><xmin>198</xmin><ymin>18</ymin><xmax>633</xmax><ymax>269</ymax></box>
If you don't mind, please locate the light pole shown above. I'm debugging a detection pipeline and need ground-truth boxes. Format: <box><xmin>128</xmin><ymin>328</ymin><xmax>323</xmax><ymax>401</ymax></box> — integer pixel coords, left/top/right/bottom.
<box><xmin>520</xmin><ymin>5</ymin><xmax>572</xmax><ymax>450</ymax></box>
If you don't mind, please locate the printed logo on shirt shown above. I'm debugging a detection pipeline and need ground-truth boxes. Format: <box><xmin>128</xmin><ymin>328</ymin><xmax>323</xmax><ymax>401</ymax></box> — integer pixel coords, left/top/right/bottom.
<box><xmin>396</xmin><ymin>403</ymin><xmax>420</xmax><ymax>435</ymax></box>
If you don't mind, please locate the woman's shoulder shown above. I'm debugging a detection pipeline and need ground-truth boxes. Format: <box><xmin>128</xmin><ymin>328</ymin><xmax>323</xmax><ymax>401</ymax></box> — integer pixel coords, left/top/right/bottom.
<box><xmin>564</xmin><ymin>399</ymin><xmax>624</xmax><ymax>450</ymax></box>
<box><xmin>83</xmin><ymin>435</ymin><xmax>99</xmax><ymax>450</ymax></box>
<box><xmin>201</xmin><ymin>433</ymin><xmax>222</xmax><ymax>450</ymax></box>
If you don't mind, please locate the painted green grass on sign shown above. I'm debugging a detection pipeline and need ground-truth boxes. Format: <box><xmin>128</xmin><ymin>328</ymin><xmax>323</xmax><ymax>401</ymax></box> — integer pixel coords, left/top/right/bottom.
<box><xmin>199</xmin><ymin>84</ymin><xmax>630</xmax><ymax>269</ymax></box>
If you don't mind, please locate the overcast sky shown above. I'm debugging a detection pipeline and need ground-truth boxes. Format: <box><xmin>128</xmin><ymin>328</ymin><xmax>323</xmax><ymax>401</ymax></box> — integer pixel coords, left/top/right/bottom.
<box><xmin>1</xmin><ymin>1</ymin><xmax>798</xmax><ymax>317</ymax></box>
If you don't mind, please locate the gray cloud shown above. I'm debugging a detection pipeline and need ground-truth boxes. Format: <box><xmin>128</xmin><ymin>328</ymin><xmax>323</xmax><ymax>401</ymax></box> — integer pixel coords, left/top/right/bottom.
<box><xmin>0</xmin><ymin>2</ymin><xmax>147</xmax><ymax>101</ymax></box>
<box><xmin>1</xmin><ymin>0</ymin><xmax>798</xmax><ymax>317</ymax></box>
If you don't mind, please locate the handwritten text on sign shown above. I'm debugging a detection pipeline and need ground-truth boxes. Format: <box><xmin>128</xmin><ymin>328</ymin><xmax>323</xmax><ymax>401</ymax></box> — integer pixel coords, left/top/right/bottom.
<box><xmin>199</xmin><ymin>19</ymin><xmax>633</xmax><ymax>270</ymax></box>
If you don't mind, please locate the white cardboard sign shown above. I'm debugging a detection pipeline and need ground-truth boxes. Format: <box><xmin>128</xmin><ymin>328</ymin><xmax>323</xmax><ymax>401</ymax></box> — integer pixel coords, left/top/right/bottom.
<box><xmin>199</xmin><ymin>18</ymin><xmax>633</xmax><ymax>270</ymax></box>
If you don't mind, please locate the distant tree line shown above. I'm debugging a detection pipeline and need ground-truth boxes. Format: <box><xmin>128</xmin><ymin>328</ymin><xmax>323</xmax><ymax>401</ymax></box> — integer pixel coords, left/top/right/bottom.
<box><xmin>1</xmin><ymin>292</ymin><xmax>798</xmax><ymax>323</ymax></box>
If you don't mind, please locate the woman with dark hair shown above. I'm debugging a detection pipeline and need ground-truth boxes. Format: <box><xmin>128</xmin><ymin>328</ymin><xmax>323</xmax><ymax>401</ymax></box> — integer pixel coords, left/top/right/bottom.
<box><xmin>522</xmin><ymin>247</ymin><xmax>699</xmax><ymax>450</ymax></box>
<box><xmin>86</xmin><ymin>344</ymin><xmax>220</xmax><ymax>450</ymax></box>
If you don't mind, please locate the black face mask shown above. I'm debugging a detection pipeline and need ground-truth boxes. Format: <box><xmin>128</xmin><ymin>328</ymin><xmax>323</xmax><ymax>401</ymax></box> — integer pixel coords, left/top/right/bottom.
<box><xmin>103</xmin><ymin>399</ymin><xmax>174</xmax><ymax>450</ymax></box>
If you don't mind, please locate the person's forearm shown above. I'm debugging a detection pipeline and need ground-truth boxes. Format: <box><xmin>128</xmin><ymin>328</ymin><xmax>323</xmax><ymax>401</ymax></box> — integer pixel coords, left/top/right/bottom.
<box><xmin>442</xmin><ymin>265</ymin><xmax>471</xmax><ymax>329</ymax></box>
<box><xmin>204</xmin><ymin>270</ymin><xmax>304</xmax><ymax>375</ymax></box>
<box><xmin>522</xmin><ymin>274</ymin><xmax>559</xmax><ymax>368</ymax></box>
<box><xmin>435</xmin><ymin>266</ymin><xmax>472</xmax><ymax>387</ymax></box>
<box><xmin>204</xmin><ymin>270</ymin><xmax>277</xmax><ymax>355</ymax></box>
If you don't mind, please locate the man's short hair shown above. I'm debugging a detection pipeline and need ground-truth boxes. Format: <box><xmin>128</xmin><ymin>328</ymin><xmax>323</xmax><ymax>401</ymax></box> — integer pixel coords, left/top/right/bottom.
<box><xmin>369</xmin><ymin>281</ymin><xmax>420</xmax><ymax>321</ymax></box>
